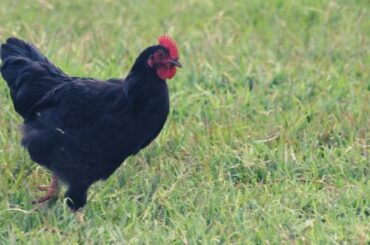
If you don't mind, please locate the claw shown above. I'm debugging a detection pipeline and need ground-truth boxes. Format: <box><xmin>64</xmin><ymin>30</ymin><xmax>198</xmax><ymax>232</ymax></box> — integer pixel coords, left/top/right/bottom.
<box><xmin>37</xmin><ymin>186</ymin><xmax>50</xmax><ymax>191</ymax></box>
<box><xmin>75</xmin><ymin>211</ymin><xmax>85</xmax><ymax>223</ymax></box>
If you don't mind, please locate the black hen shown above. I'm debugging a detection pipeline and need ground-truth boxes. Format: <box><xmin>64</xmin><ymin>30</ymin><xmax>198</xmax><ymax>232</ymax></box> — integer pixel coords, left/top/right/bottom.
<box><xmin>1</xmin><ymin>36</ymin><xmax>181</xmax><ymax>210</ymax></box>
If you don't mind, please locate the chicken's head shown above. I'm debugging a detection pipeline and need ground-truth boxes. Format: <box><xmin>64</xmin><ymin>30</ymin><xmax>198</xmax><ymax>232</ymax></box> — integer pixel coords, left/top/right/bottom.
<box><xmin>147</xmin><ymin>35</ymin><xmax>182</xmax><ymax>80</ymax></box>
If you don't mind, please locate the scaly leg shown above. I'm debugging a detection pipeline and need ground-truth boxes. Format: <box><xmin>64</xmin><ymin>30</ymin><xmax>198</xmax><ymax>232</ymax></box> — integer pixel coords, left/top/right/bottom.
<box><xmin>32</xmin><ymin>174</ymin><xmax>60</xmax><ymax>204</ymax></box>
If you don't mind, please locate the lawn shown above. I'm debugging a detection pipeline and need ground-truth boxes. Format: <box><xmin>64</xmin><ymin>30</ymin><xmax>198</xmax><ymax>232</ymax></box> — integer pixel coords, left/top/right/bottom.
<box><xmin>0</xmin><ymin>0</ymin><xmax>369</xmax><ymax>244</ymax></box>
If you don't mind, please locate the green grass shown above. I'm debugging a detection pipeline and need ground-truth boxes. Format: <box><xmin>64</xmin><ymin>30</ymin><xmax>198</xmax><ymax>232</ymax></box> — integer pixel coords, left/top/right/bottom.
<box><xmin>0</xmin><ymin>0</ymin><xmax>369</xmax><ymax>244</ymax></box>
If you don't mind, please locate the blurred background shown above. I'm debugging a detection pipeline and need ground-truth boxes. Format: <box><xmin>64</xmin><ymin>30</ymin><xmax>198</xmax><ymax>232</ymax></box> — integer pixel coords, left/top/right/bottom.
<box><xmin>0</xmin><ymin>0</ymin><xmax>369</xmax><ymax>243</ymax></box>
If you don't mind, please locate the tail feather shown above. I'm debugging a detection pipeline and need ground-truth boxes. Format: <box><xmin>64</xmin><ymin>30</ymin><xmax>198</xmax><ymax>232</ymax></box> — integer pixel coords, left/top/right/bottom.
<box><xmin>1</xmin><ymin>37</ymin><xmax>48</xmax><ymax>63</ymax></box>
<box><xmin>1</xmin><ymin>37</ymin><xmax>69</xmax><ymax>118</ymax></box>
<box><xmin>1</xmin><ymin>57</ymin><xmax>29</xmax><ymax>90</ymax></box>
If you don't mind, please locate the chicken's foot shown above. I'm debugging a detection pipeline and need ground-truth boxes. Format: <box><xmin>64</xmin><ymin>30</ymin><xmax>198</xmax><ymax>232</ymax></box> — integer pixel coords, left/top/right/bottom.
<box><xmin>32</xmin><ymin>174</ymin><xmax>60</xmax><ymax>204</ymax></box>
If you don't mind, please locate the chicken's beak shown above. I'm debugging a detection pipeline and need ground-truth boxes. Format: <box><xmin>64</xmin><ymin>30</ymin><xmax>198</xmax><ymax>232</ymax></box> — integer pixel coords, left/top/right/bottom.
<box><xmin>169</xmin><ymin>59</ymin><xmax>182</xmax><ymax>68</ymax></box>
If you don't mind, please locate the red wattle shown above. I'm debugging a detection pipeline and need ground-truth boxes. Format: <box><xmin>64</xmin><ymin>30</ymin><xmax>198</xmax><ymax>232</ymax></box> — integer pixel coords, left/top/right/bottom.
<box><xmin>157</xmin><ymin>67</ymin><xmax>177</xmax><ymax>80</ymax></box>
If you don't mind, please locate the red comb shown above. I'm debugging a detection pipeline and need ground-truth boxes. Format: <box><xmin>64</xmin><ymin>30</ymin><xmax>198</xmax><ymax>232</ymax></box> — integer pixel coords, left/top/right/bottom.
<box><xmin>158</xmin><ymin>35</ymin><xmax>179</xmax><ymax>58</ymax></box>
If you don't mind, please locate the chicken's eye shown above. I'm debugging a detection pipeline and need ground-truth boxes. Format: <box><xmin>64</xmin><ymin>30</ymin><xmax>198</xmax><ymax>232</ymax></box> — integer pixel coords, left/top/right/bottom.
<box><xmin>155</xmin><ymin>51</ymin><xmax>166</xmax><ymax>60</ymax></box>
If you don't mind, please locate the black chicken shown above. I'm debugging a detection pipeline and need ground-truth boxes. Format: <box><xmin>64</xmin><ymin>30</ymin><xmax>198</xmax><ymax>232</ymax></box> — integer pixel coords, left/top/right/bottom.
<box><xmin>1</xmin><ymin>35</ymin><xmax>181</xmax><ymax>210</ymax></box>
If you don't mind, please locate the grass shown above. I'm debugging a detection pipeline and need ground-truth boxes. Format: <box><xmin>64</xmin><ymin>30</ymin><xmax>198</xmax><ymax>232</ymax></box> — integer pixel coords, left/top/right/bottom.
<box><xmin>0</xmin><ymin>0</ymin><xmax>369</xmax><ymax>244</ymax></box>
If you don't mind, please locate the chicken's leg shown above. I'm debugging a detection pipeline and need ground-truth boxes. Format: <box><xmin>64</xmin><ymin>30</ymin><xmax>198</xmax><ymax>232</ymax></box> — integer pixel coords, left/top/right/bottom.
<box><xmin>32</xmin><ymin>174</ymin><xmax>60</xmax><ymax>204</ymax></box>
